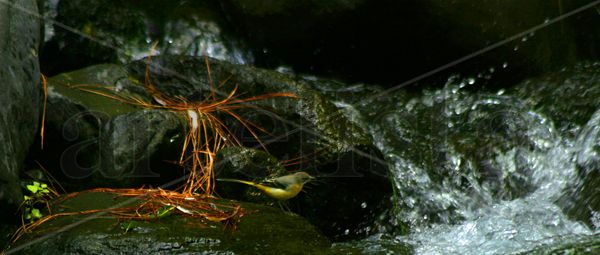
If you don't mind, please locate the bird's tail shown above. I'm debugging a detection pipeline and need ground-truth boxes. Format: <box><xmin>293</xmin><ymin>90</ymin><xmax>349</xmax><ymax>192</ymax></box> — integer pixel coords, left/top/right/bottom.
<box><xmin>216</xmin><ymin>178</ymin><xmax>258</xmax><ymax>187</ymax></box>
<box><xmin>216</xmin><ymin>178</ymin><xmax>271</xmax><ymax>192</ymax></box>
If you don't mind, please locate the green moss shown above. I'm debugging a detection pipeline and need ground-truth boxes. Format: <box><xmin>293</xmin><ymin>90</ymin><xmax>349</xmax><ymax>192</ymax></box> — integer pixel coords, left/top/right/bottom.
<box><xmin>9</xmin><ymin>191</ymin><xmax>332</xmax><ymax>254</ymax></box>
<box><xmin>47</xmin><ymin>64</ymin><xmax>143</xmax><ymax>117</ymax></box>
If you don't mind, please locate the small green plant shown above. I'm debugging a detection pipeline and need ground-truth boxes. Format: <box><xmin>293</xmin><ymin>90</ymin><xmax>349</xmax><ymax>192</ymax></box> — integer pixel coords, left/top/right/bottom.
<box><xmin>21</xmin><ymin>181</ymin><xmax>55</xmax><ymax>223</ymax></box>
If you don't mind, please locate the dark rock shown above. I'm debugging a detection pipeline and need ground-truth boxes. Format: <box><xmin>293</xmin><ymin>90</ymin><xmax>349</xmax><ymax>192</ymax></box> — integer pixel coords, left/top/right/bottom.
<box><xmin>516</xmin><ymin>233</ymin><xmax>600</xmax><ymax>255</ymax></box>
<box><xmin>0</xmin><ymin>224</ymin><xmax>17</xmax><ymax>251</ymax></box>
<box><xmin>39</xmin><ymin>64</ymin><xmax>185</xmax><ymax>190</ymax></box>
<box><xmin>97</xmin><ymin>110</ymin><xmax>185</xmax><ymax>187</ymax></box>
<box><xmin>215</xmin><ymin>146</ymin><xmax>288</xmax><ymax>205</ymax></box>
<box><xmin>37</xmin><ymin>55</ymin><xmax>394</xmax><ymax>241</ymax></box>
<box><xmin>128</xmin><ymin>55</ymin><xmax>376</xmax><ymax>165</ymax></box>
<box><xmin>331</xmin><ymin>237</ymin><xmax>414</xmax><ymax>255</ymax></box>
<box><xmin>0</xmin><ymin>0</ymin><xmax>41</xmax><ymax>222</ymax></box>
<box><xmin>509</xmin><ymin>62</ymin><xmax>600</xmax><ymax>137</ymax></box>
<box><xmin>41</xmin><ymin>0</ymin><xmax>251</xmax><ymax>76</ymax></box>
<box><xmin>7</xmin><ymin>191</ymin><xmax>331</xmax><ymax>254</ymax></box>
<box><xmin>127</xmin><ymin>55</ymin><xmax>394</xmax><ymax>240</ymax></box>
<box><xmin>561</xmin><ymin>108</ymin><xmax>600</xmax><ymax>229</ymax></box>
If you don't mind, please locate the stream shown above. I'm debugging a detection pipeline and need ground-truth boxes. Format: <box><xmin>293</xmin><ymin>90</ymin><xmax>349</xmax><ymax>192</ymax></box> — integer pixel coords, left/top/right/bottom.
<box><xmin>327</xmin><ymin>68</ymin><xmax>600</xmax><ymax>254</ymax></box>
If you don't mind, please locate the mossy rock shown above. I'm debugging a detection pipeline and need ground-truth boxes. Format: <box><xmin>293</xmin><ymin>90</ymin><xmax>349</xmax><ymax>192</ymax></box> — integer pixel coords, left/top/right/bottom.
<box><xmin>127</xmin><ymin>55</ymin><xmax>377</xmax><ymax>168</ymax></box>
<box><xmin>7</xmin><ymin>191</ymin><xmax>331</xmax><ymax>254</ymax></box>
<box><xmin>509</xmin><ymin>62</ymin><xmax>600</xmax><ymax>137</ymax></box>
<box><xmin>38</xmin><ymin>57</ymin><xmax>393</xmax><ymax>241</ymax></box>
<box><xmin>215</xmin><ymin>146</ymin><xmax>288</xmax><ymax>205</ymax></box>
<box><xmin>39</xmin><ymin>64</ymin><xmax>186</xmax><ymax>190</ymax></box>
<box><xmin>127</xmin><ymin>55</ymin><xmax>394</xmax><ymax>240</ymax></box>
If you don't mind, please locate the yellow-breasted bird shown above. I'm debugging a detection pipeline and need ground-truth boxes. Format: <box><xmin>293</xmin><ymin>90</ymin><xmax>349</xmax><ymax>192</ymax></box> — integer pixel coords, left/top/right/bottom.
<box><xmin>216</xmin><ymin>172</ymin><xmax>314</xmax><ymax>201</ymax></box>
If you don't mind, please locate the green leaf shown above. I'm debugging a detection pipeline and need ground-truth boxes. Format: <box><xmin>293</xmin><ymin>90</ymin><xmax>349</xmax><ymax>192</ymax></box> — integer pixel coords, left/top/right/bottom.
<box><xmin>121</xmin><ymin>221</ymin><xmax>134</xmax><ymax>233</ymax></box>
<box><xmin>41</xmin><ymin>183</ymin><xmax>47</xmax><ymax>189</ymax></box>
<box><xmin>24</xmin><ymin>195</ymin><xmax>31</xmax><ymax>201</ymax></box>
<box><xmin>149</xmin><ymin>206</ymin><xmax>174</xmax><ymax>219</ymax></box>
<box><xmin>31</xmin><ymin>208</ymin><xmax>42</xmax><ymax>219</ymax></box>
<box><xmin>26</xmin><ymin>184</ymin><xmax>39</xmax><ymax>193</ymax></box>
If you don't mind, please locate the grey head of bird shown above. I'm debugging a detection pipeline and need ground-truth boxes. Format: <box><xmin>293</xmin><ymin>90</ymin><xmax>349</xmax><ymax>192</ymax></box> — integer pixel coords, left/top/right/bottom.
<box><xmin>272</xmin><ymin>172</ymin><xmax>315</xmax><ymax>187</ymax></box>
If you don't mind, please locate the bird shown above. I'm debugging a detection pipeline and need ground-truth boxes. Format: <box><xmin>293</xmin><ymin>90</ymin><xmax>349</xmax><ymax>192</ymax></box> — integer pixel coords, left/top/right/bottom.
<box><xmin>216</xmin><ymin>172</ymin><xmax>314</xmax><ymax>201</ymax></box>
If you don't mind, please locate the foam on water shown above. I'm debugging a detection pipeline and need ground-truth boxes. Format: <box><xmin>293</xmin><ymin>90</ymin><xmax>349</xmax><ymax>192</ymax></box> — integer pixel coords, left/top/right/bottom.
<box><xmin>335</xmin><ymin>78</ymin><xmax>598</xmax><ymax>254</ymax></box>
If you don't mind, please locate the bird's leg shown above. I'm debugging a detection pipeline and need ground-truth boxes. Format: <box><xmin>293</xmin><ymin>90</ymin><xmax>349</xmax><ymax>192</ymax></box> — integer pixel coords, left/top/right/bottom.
<box><xmin>277</xmin><ymin>201</ymin><xmax>294</xmax><ymax>215</ymax></box>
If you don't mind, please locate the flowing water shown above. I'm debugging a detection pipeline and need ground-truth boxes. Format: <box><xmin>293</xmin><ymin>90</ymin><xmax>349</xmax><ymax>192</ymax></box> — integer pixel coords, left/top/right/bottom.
<box><xmin>324</xmin><ymin>71</ymin><xmax>599</xmax><ymax>254</ymax></box>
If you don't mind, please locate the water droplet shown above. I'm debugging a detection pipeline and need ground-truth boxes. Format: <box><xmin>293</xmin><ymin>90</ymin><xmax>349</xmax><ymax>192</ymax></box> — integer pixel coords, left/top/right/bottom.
<box><xmin>502</xmin><ymin>62</ymin><xmax>508</xmax><ymax>68</ymax></box>
<box><xmin>521</xmin><ymin>37</ymin><xmax>528</xmax><ymax>42</ymax></box>
<box><xmin>262</xmin><ymin>48</ymin><xmax>269</xmax><ymax>54</ymax></box>
<box><xmin>489</xmin><ymin>67</ymin><xmax>495</xmax><ymax>73</ymax></box>
<box><xmin>467</xmin><ymin>78</ymin><xmax>475</xmax><ymax>85</ymax></box>
<box><xmin>544</xmin><ymin>18</ymin><xmax>550</xmax><ymax>23</ymax></box>
<box><xmin>344</xmin><ymin>229</ymin><xmax>350</xmax><ymax>235</ymax></box>
<box><xmin>276</xmin><ymin>66</ymin><xmax>294</xmax><ymax>74</ymax></box>
<box><xmin>513</xmin><ymin>45</ymin><xmax>519</xmax><ymax>51</ymax></box>
<box><xmin>361</xmin><ymin>202</ymin><xmax>367</xmax><ymax>208</ymax></box>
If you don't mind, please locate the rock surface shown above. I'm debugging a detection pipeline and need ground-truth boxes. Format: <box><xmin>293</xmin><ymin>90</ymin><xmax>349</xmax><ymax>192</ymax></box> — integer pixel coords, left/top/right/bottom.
<box><xmin>517</xmin><ymin>234</ymin><xmax>600</xmax><ymax>255</ymax></box>
<box><xmin>0</xmin><ymin>0</ymin><xmax>42</xmax><ymax>221</ymax></box>
<box><xmin>41</xmin><ymin>0</ymin><xmax>251</xmax><ymax>76</ymax></box>
<box><xmin>37</xmin><ymin>56</ymin><xmax>395</xmax><ymax>241</ymax></box>
<box><xmin>509</xmin><ymin>62</ymin><xmax>600</xmax><ymax>137</ymax></box>
<box><xmin>7</xmin><ymin>191</ymin><xmax>331</xmax><ymax>254</ymax></box>
<box><xmin>127</xmin><ymin>55</ymin><xmax>394</xmax><ymax>240</ymax></box>
<box><xmin>562</xmin><ymin>108</ymin><xmax>600</xmax><ymax>229</ymax></box>
<box><xmin>40</xmin><ymin>64</ymin><xmax>185</xmax><ymax>190</ymax></box>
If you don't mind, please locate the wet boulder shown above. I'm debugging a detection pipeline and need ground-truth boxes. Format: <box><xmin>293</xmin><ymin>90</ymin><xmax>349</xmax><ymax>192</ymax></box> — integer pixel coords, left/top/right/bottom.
<box><xmin>40</xmin><ymin>64</ymin><xmax>185</xmax><ymax>191</ymax></box>
<box><xmin>215</xmin><ymin>146</ymin><xmax>288</xmax><ymax>205</ymax></box>
<box><xmin>7</xmin><ymin>191</ymin><xmax>331</xmax><ymax>254</ymax></box>
<box><xmin>41</xmin><ymin>0</ymin><xmax>251</xmax><ymax>76</ymax></box>
<box><xmin>517</xmin><ymin>234</ymin><xmax>600</xmax><ymax>255</ymax></box>
<box><xmin>562</xmin><ymin>108</ymin><xmax>600</xmax><ymax>229</ymax></box>
<box><xmin>127</xmin><ymin>55</ymin><xmax>394</xmax><ymax>240</ymax></box>
<box><xmin>35</xmin><ymin>55</ymin><xmax>394</xmax><ymax>241</ymax></box>
<box><xmin>0</xmin><ymin>0</ymin><xmax>42</xmax><ymax>221</ymax></box>
<box><xmin>509</xmin><ymin>62</ymin><xmax>600</xmax><ymax>137</ymax></box>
